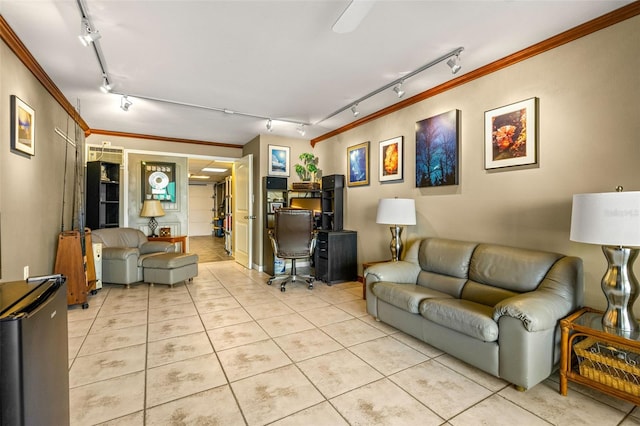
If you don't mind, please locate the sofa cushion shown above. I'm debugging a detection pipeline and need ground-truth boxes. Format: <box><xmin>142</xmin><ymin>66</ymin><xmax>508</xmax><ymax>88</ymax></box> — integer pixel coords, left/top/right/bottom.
<box><xmin>468</xmin><ymin>244</ymin><xmax>563</xmax><ymax>292</ymax></box>
<box><xmin>461</xmin><ymin>281</ymin><xmax>518</xmax><ymax>306</ymax></box>
<box><xmin>417</xmin><ymin>270</ymin><xmax>467</xmax><ymax>298</ymax></box>
<box><xmin>372</xmin><ymin>282</ymin><xmax>452</xmax><ymax>314</ymax></box>
<box><xmin>418</xmin><ymin>238</ymin><xmax>477</xmax><ymax>279</ymax></box>
<box><xmin>420</xmin><ymin>299</ymin><xmax>498</xmax><ymax>342</ymax></box>
<box><xmin>93</xmin><ymin>227</ymin><xmax>147</xmax><ymax>249</ymax></box>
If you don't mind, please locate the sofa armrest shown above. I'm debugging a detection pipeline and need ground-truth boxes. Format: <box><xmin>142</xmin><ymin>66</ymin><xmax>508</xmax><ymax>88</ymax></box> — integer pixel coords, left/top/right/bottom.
<box><xmin>493</xmin><ymin>289</ymin><xmax>574</xmax><ymax>332</ymax></box>
<box><xmin>365</xmin><ymin>261</ymin><xmax>421</xmax><ymax>285</ymax></box>
<box><xmin>102</xmin><ymin>247</ymin><xmax>140</xmax><ymax>261</ymax></box>
<box><xmin>140</xmin><ymin>241</ymin><xmax>174</xmax><ymax>254</ymax></box>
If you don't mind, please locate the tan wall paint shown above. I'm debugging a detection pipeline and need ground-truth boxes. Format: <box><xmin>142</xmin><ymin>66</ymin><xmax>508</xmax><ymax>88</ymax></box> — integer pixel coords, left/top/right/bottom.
<box><xmin>317</xmin><ymin>15</ymin><xmax>640</xmax><ymax>313</ymax></box>
<box><xmin>0</xmin><ymin>41</ymin><xmax>83</xmax><ymax>282</ymax></box>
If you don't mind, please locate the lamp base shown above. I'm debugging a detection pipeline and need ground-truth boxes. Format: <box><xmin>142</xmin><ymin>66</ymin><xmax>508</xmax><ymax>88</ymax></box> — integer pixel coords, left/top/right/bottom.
<box><xmin>601</xmin><ymin>245</ymin><xmax>639</xmax><ymax>336</ymax></box>
<box><xmin>148</xmin><ymin>216</ymin><xmax>158</xmax><ymax>238</ymax></box>
<box><xmin>389</xmin><ymin>225</ymin><xmax>403</xmax><ymax>262</ymax></box>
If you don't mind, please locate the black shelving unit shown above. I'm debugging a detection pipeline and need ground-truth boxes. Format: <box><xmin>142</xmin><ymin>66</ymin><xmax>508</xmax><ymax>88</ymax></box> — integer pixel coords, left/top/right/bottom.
<box><xmin>315</xmin><ymin>230</ymin><xmax>357</xmax><ymax>284</ymax></box>
<box><xmin>321</xmin><ymin>174</ymin><xmax>344</xmax><ymax>231</ymax></box>
<box><xmin>86</xmin><ymin>161</ymin><xmax>120</xmax><ymax>229</ymax></box>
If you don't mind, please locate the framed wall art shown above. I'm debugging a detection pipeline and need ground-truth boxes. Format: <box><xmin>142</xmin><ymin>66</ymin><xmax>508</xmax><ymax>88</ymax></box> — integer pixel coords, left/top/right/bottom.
<box><xmin>379</xmin><ymin>136</ymin><xmax>403</xmax><ymax>182</ymax></box>
<box><xmin>347</xmin><ymin>141</ymin><xmax>370</xmax><ymax>187</ymax></box>
<box><xmin>11</xmin><ymin>95</ymin><xmax>35</xmax><ymax>156</ymax></box>
<box><xmin>268</xmin><ymin>145</ymin><xmax>290</xmax><ymax>176</ymax></box>
<box><xmin>484</xmin><ymin>97</ymin><xmax>538</xmax><ymax>169</ymax></box>
<box><xmin>142</xmin><ymin>161</ymin><xmax>176</xmax><ymax>203</ymax></box>
<box><xmin>415</xmin><ymin>109</ymin><xmax>460</xmax><ymax>187</ymax></box>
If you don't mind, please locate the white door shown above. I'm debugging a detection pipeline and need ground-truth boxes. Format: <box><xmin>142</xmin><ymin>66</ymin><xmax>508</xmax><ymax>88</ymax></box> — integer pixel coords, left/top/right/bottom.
<box><xmin>232</xmin><ymin>154</ymin><xmax>253</xmax><ymax>268</ymax></box>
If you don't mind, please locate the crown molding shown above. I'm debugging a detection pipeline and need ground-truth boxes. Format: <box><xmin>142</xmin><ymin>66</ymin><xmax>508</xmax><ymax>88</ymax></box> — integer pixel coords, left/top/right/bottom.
<box><xmin>310</xmin><ymin>2</ymin><xmax>640</xmax><ymax>146</ymax></box>
<box><xmin>89</xmin><ymin>129</ymin><xmax>242</xmax><ymax>149</ymax></box>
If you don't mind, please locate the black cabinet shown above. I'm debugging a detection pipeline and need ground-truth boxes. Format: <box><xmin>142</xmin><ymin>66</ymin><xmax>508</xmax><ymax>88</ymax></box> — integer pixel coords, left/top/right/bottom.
<box><xmin>321</xmin><ymin>174</ymin><xmax>344</xmax><ymax>231</ymax></box>
<box><xmin>263</xmin><ymin>176</ymin><xmax>287</xmax><ymax>276</ymax></box>
<box><xmin>315</xmin><ymin>230</ymin><xmax>357</xmax><ymax>284</ymax></box>
<box><xmin>86</xmin><ymin>161</ymin><xmax>120</xmax><ymax>229</ymax></box>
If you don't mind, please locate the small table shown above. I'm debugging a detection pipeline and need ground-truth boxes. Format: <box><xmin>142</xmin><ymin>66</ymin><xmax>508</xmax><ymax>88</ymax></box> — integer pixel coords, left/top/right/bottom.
<box><xmin>362</xmin><ymin>260</ymin><xmax>391</xmax><ymax>300</ymax></box>
<box><xmin>560</xmin><ymin>307</ymin><xmax>640</xmax><ymax>405</ymax></box>
<box><xmin>148</xmin><ymin>235</ymin><xmax>188</xmax><ymax>253</ymax></box>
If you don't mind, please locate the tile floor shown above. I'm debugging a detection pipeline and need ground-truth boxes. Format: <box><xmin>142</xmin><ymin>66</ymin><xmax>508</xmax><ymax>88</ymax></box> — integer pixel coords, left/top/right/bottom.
<box><xmin>67</xmin><ymin>261</ymin><xmax>640</xmax><ymax>425</ymax></box>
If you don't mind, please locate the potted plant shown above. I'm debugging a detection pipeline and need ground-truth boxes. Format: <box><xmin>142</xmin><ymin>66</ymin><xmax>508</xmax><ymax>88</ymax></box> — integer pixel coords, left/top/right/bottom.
<box><xmin>294</xmin><ymin>153</ymin><xmax>320</xmax><ymax>182</ymax></box>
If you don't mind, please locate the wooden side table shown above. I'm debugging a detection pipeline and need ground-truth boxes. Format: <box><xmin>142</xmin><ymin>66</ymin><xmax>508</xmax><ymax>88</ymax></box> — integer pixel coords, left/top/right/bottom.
<box><xmin>362</xmin><ymin>260</ymin><xmax>391</xmax><ymax>300</ymax></box>
<box><xmin>560</xmin><ymin>307</ymin><xmax>640</xmax><ymax>405</ymax></box>
<box><xmin>148</xmin><ymin>235</ymin><xmax>188</xmax><ymax>253</ymax></box>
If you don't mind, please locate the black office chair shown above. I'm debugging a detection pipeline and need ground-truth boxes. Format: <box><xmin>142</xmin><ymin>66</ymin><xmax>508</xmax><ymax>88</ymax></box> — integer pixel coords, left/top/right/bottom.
<box><xmin>267</xmin><ymin>208</ymin><xmax>317</xmax><ymax>292</ymax></box>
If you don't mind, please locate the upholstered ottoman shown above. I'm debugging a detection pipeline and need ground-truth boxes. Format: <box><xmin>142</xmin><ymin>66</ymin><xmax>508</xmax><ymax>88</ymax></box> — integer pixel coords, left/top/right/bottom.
<box><xmin>143</xmin><ymin>252</ymin><xmax>199</xmax><ymax>287</ymax></box>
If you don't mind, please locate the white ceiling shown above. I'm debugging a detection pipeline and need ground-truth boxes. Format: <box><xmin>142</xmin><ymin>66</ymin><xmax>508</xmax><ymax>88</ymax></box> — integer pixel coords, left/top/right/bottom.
<box><xmin>0</xmin><ymin>0</ymin><xmax>631</xmax><ymax>150</ymax></box>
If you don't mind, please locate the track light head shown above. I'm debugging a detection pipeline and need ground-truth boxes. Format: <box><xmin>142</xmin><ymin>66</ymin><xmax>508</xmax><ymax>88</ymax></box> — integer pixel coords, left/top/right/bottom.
<box><xmin>393</xmin><ymin>83</ymin><xmax>405</xmax><ymax>98</ymax></box>
<box><xmin>120</xmin><ymin>95</ymin><xmax>132</xmax><ymax>112</ymax></box>
<box><xmin>351</xmin><ymin>104</ymin><xmax>360</xmax><ymax>117</ymax></box>
<box><xmin>100</xmin><ymin>76</ymin><xmax>113</xmax><ymax>93</ymax></box>
<box><xmin>446</xmin><ymin>55</ymin><xmax>461</xmax><ymax>74</ymax></box>
<box><xmin>266</xmin><ymin>119</ymin><xmax>273</xmax><ymax>132</ymax></box>
<box><xmin>79</xmin><ymin>18</ymin><xmax>101</xmax><ymax>46</ymax></box>
<box><xmin>296</xmin><ymin>124</ymin><xmax>306</xmax><ymax>136</ymax></box>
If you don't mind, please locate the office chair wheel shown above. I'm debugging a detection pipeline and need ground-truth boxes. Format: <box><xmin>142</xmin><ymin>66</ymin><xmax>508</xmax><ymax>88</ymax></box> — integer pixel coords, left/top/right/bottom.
<box><xmin>267</xmin><ymin>278</ymin><xmax>273</xmax><ymax>286</ymax></box>
<box><xmin>280</xmin><ymin>285</ymin><xmax>286</xmax><ymax>292</ymax></box>
<box><xmin>308</xmin><ymin>283</ymin><xmax>313</xmax><ymax>290</ymax></box>
<box><xmin>82</xmin><ymin>303</ymin><xmax>89</xmax><ymax>309</ymax></box>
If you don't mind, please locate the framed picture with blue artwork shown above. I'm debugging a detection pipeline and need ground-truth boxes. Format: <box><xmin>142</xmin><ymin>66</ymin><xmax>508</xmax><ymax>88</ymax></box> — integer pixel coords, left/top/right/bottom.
<box><xmin>268</xmin><ymin>145</ymin><xmax>289</xmax><ymax>176</ymax></box>
<box><xmin>415</xmin><ymin>110</ymin><xmax>460</xmax><ymax>187</ymax></box>
<box><xmin>347</xmin><ymin>141</ymin><xmax>370</xmax><ymax>187</ymax></box>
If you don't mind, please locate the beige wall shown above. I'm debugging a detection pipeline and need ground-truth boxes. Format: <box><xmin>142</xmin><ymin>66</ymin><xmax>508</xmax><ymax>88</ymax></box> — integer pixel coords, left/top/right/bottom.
<box><xmin>315</xmin><ymin>15</ymin><xmax>640</xmax><ymax>313</ymax></box>
<box><xmin>0</xmin><ymin>40</ymin><xmax>83</xmax><ymax>282</ymax></box>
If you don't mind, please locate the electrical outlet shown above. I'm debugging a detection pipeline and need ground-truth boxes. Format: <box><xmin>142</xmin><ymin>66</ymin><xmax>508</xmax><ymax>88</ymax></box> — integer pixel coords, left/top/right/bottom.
<box><xmin>23</xmin><ymin>266</ymin><xmax>29</xmax><ymax>280</ymax></box>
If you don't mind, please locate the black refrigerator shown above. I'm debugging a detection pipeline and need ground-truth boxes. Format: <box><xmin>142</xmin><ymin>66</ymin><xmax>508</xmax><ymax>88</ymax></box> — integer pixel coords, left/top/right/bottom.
<box><xmin>0</xmin><ymin>275</ymin><xmax>69</xmax><ymax>426</ymax></box>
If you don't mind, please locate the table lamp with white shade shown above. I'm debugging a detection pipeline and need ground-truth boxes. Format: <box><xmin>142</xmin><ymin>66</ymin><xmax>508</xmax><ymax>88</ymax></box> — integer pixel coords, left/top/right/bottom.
<box><xmin>570</xmin><ymin>187</ymin><xmax>640</xmax><ymax>335</ymax></box>
<box><xmin>376</xmin><ymin>198</ymin><xmax>417</xmax><ymax>262</ymax></box>
<box><xmin>140</xmin><ymin>199</ymin><xmax>165</xmax><ymax>237</ymax></box>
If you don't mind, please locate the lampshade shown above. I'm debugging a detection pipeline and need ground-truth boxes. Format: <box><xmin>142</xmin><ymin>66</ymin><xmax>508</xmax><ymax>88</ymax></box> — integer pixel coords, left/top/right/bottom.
<box><xmin>140</xmin><ymin>200</ymin><xmax>165</xmax><ymax>218</ymax></box>
<box><xmin>376</xmin><ymin>198</ymin><xmax>416</xmax><ymax>225</ymax></box>
<box><xmin>570</xmin><ymin>191</ymin><xmax>640</xmax><ymax>247</ymax></box>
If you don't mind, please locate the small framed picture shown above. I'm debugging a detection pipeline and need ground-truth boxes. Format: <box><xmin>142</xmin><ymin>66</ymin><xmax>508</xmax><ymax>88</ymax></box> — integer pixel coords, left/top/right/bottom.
<box><xmin>270</xmin><ymin>202</ymin><xmax>283</xmax><ymax>213</ymax></box>
<box><xmin>11</xmin><ymin>95</ymin><xmax>35</xmax><ymax>156</ymax></box>
<box><xmin>379</xmin><ymin>136</ymin><xmax>403</xmax><ymax>182</ymax></box>
<box><xmin>268</xmin><ymin>145</ymin><xmax>290</xmax><ymax>176</ymax></box>
<box><xmin>347</xmin><ymin>141</ymin><xmax>370</xmax><ymax>187</ymax></box>
<box><xmin>484</xmin><ymin>97</ymin><xmax>538</xmax><ymax>170</ymax></box>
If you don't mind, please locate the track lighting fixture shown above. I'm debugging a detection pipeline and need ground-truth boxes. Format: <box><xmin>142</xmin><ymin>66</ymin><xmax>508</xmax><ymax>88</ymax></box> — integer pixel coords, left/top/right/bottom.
<box><xmin>120</xmin><ymin>95</ymin><xmax>132</xmax><ymax>112</ymax></box>
<box><xmin>393</xmin><ymin>82</ymin><xmax>405</xmax><ymax>98</ymax></box>
<box><xmin>79</xmin><ymin>18</ymin><xmax>101</xmax><ymax>46</ymax></box>
<box><xmin>266</xmin><ymin>119</ymin><xmax>273</xmax><ymax>132</ymax></box>
<box><xmin>297</xmin><ymin>124</ymin><xmax>306</xmax><ymax>136</ymax></box>
<box><xmin>100</xmin><ymin>75</ymin><xmax>112</xmax><ymax>93</ymax></box>
<box><xmin>446</xmin><ymin>55</ymin><xmax>461</xmax><ymax>74</ymax></box>
<box><xmin>318</xmin><ymin>47</ymin><xmax>464</xmax><ymax>124</ymax></box>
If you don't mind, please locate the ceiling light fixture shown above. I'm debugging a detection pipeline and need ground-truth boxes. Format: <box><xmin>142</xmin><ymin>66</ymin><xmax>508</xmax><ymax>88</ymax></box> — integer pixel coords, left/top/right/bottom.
<box><xmin>351</xmin><ymin>104</ymin><xmax>360</xmax><ymax>117</ymax></box>
<box><xmin>100</xmin><ymin>75</ymin><xmax>112</xmax><ymax>93</ymax></box>
<box><xmin>78</xmin><ymin>17</ymin><xmax>101</xmax><ymax>46</ymax></box>
<box><xmin>266</xmin><ymin>119</ymin><xmax>273</xmax><ymax>132</ymax></box>
<box><xmin>446</xmin><ymin>55</ymin><xmax>462</xmax><ymax>74</ymax></box>
<box><xmin>202</xmin><ymin>167</ymin><xmax>228</xmax><ymax>173</ymax></box>
<box><xmin>297</xmin><ymin>124</ymin><xmax>306</xmax><ymax>136</ymax></box>
<box><xmin>120</xmin><ymin>95</ymin><xmax>132</xmax><ymax>112</ymax></box>
<box><xmin>317</xmin><ymin>47</ymin><xmax>464</xmax><ymax>124</ymax></box>
<box><xmin>393</xmin><ymin>82</ymin><xmax>405</xmax><ymax>98</ymax></box>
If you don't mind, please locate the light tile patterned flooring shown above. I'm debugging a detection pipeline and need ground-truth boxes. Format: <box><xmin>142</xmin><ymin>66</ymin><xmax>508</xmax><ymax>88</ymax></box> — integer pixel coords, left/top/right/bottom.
<box><xmin>67</xmin><ymin>261</ymin><xmax>640</xmax><ymax>425</ymax></box>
